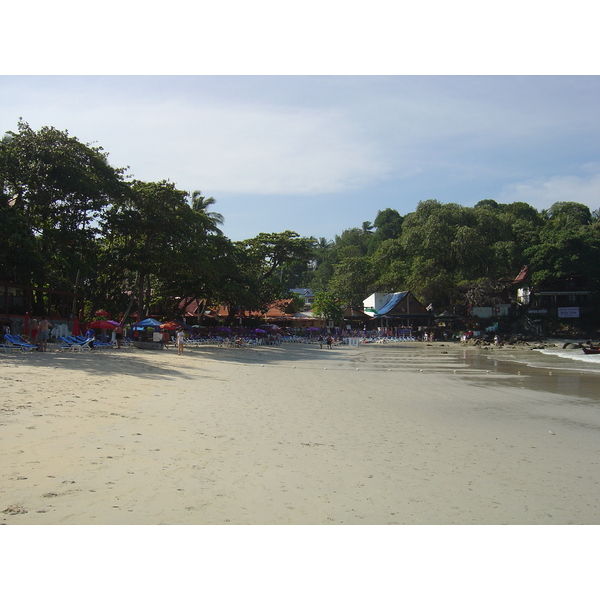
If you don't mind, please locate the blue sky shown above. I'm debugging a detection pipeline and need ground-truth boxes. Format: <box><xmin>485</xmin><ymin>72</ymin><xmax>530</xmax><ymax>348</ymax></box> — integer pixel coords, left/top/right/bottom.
<box><xmin>2</xmin><ymin>75</ymin><xmax>599</xmax><ymax>242</ymax></box>
<box><xmin>2</xmin><ymin>2</ymin><xmax>599</xmax><ymax>243</ymax></box>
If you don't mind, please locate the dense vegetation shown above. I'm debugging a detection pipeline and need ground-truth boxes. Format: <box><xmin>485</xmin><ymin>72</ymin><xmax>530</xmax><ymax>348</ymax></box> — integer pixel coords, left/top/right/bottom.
<box><xmin>2</xmin><ymin>121</ymin><xmax>600</xmax><ymax>322</ymax></box>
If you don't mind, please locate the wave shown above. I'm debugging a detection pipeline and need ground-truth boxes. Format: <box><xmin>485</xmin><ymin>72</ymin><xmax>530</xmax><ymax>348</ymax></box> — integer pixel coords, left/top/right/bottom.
<box><xmin>530</xmin><ymin>346</ymin><xmax>600</xmax><ymax>372</ymax></box>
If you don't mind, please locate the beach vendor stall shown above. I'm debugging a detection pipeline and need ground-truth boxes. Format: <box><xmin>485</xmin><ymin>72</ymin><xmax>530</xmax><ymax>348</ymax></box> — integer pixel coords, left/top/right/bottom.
<box><xmin>131</xmin><ymin>317</ymin><xmax>164</xmax><ymax>349</ymax></box>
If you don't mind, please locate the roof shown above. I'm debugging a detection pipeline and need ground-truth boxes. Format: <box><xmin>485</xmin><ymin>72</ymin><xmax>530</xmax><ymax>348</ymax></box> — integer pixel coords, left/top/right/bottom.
<box><xmin>289</xmin><ymin>288</ymin><xmax>314</xmax><ymax>297</ymax></box>
<box><xmin>512</xmin><ymin>266</ymin><xmax>529</xmax><ymax>285</ymax></box>
<box><xmin>342</xmin><ymin>306</ymin><xmax>370</xmax><ymax>319</ymax></box>
<box><xmin>375</xmin><ymin>292</ymin><xmax>409</xmax><ymax>316</ymax></box>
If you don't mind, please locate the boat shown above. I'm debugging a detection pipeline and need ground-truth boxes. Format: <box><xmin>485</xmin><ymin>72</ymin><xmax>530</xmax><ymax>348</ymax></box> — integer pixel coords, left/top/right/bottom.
<box><xmin>582</xmin><ymin>347</ymin><xmax>600</xmax><ymax>355</ymax></box>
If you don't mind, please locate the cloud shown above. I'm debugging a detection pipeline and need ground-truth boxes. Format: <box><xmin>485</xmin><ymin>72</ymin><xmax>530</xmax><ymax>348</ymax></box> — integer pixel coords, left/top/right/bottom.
<box><xmin>497</xmin><ymin>166</ymin><xmax>600</xmax><ymax>211</ymax></box>
<box><xmin>123</xmin><ymin>101</ymin><xmax>391</xmax><ymax>196</ymax></box>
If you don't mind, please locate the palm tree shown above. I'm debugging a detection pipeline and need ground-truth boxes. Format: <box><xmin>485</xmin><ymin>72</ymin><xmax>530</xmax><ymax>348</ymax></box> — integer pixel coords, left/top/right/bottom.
<box><xmin>190</xmin><ymin>190</ymin><xmax>225</xmax><ymax>233</ymax></box>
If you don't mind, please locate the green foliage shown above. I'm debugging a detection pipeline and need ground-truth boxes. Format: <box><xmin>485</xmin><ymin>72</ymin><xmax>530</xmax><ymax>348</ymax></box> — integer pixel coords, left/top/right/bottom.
<box><xmin>288</xmin><ymin>292</ymin><xmax>306</xmax><ymax>313</ymax></box>
<box><xmin>303</xmin><ymin>198</ymin><xmax>567</xmax><ymax>310</ymax></box>
<box><xmin>329</xmin><ymin>256</ymin><xmax>376</xmax><ymax>307</ymax></box>
<box><xmin>0</xmin><ymin>120</ymin><xmax>128</xmax><ymax>297</ymax></box>
<box><xmin>312</xmin><ymin>291</ymin><xmax>343</xmax><ymax>323</ymax></box>
<box><xmin>5</xmin><ymin>120</ymin><xmax>600</xmax><ymax>321</ymax></box>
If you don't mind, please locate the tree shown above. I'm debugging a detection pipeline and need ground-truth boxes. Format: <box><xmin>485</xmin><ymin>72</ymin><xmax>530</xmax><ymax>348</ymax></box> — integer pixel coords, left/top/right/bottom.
<box><xmin>525</xmin><ymin>227</ymin><xmax>600</xmax><ymax>287</ymax></box>
<box><xmin>100</xmin><ymin>180</ymin><xmax>213</xmax><ymax>319</ymax></box>
<box><xmin>239</xmin><ymin>231</ymin><xmax>315</xmax><ymax>281</ymax></box>
<box><xmin>0</xmin><ymin>120</ymin><xmax>128</xmax><ymax>298</ymax></box>
<box><xmin>329</xmin><ymin>256</ymin><xmax>376</xmax><ymax>308</ymax></box>
<box><xmin>543</xmin><ymin>201</ymin><xmax>592</xmax><ymax>227</ymax></box>
<box><xmin>373</xmin><ymin>208</ymin><xmax>403</xmax><ymax>241</ymax></box>
<box><xmin>312</xmin><ymin>291</ymin><xmax>343</xmax><ymax>324</ymax></box>
<box><xmin>190</xmin><ymin>190</ymin><xmax>225</xmax><ymax>233</ymax></box>
<box><xmin>221</xmin><ymin>231</ymin><xmax>316</xmax><ymax>318</ymax></box>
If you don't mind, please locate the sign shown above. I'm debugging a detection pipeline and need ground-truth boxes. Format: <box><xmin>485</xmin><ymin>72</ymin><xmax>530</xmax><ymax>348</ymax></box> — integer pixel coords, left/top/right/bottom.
<box><xmin>558</xmin><ymin>307</ymin><xmax>579</xmax><ymax>318</ymax></box>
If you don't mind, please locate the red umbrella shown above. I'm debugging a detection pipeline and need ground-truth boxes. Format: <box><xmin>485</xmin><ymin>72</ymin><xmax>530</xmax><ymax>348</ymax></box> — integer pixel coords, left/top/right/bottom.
<box><xmin>24</xmin><ymin>312</ymin><xmax>30</xmax><ymax>335</ymax></box>
<box><xmin>72</xmin><ymin>317</ymin><xmax>81</xmax><ymax>336</ymax></box>
<box><xmin>95</xmin><ymin>310</ymin><xmax>110</xmax><ymax>317</ymax></box>
<box><xmin>88</xmin><ymin>320</ymin><xmax>117</xmax><ymax>329</ymax></box>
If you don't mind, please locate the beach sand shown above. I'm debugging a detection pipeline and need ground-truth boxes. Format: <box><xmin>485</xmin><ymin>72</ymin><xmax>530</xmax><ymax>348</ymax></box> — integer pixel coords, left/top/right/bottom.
<box><xmin>2</xmin><ymin>341</ymin><xmax>600</xmax><ymax>525</ymax></box>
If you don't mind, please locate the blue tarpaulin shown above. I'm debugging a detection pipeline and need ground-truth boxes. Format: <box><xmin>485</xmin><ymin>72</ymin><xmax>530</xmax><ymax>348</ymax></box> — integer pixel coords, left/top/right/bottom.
<box><xmin>131</xmin><ymin>318</ymin><xmax>162</xmax><ymax>330</ymax></box>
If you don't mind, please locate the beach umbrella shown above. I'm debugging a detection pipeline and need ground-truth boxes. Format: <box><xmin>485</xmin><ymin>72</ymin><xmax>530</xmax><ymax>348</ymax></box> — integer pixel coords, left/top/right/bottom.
<box><xmin>88</xmin><ymin>320</ymin><xmax>117</xmax><ymax>329</ymax></box>
<box><xmin>72</xmin><ymin>317</ymin><xmax>81</xmax><ymax>336</ymax></box>
<box><xmin>253</xmin><ymin>328</ymin><xmax>266</xmax><ymax>334</ymax></box>
<box><xmin>95</xmin><ymin>309</ymin><xmax>110</xmax><ymax>317</ymax></box>
<box><xmin>24</xmin><ymin>312</ymin><xmax>29</xmax><ymax>335</ymax></box>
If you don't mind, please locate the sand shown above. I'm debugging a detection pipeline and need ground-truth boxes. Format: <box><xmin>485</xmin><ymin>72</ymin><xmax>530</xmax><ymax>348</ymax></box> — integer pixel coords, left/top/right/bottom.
<box><xmin>2</xmin><ymin>341</ymin><xmax>600</xmax><ymax>525</ymax></box>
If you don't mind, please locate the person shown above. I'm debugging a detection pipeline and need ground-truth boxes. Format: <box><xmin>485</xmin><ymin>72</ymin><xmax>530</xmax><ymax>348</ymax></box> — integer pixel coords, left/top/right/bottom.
<box><xmin>318</xmin><ymin>335</ymin><xmax>323</xmax><ymax>349</ymax></box>
<box><xmin>494</xmin><ymin>334</ymin><xmax>500</xmax><ymax>347</ymax></box>
<box><xmin>326</xmin><ymin>334</ymin><xmax>332</xmax><ymax>349</ymax></box>
<box><xmin>176</xmin><ymin>327</ymin><xmax>185</xmax><ymax>355</ymax></box>
<box><xmin>115</xmin><ymin>323</ymin><xmax>124</xmax><ymax>349</ymax></box>
<box><xmin>38</xmin><ymin>317</ymin><xmax>52</xmax><ymax>352</ymax></box>
<box><xmin>30</xmin><ymin>319</ymin><xmax>39</xmax><ymax>346</ymax></box>
<box><xmin>85</xmin><ymin>327</ymin><xmax>95</xmax><ymax>349</ymax></box>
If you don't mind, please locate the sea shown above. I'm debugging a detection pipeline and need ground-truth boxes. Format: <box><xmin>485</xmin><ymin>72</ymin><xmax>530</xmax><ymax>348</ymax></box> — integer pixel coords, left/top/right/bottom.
<box><xmin>359</xmin><ymin>340</ymin><xmax>600</xmax><ymax>403</ymax></box>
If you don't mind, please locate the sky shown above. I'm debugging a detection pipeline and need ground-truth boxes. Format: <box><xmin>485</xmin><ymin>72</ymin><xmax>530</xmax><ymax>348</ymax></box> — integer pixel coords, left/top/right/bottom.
<box><xmin>3</xmin><ymin>75</ymin><xmax>599</xmax><ymax>242</ymax></box>
<box><xmin>2</xmin><ymin>3</ymin><xmax>599</xmax><ymax>244</ymax></box>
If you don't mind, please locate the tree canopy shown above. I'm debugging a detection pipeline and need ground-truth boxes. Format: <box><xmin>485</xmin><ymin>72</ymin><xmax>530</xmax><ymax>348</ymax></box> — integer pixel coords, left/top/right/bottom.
<box><xmin>3</xmin><ymin>120</ymin><xmax>600</xmax><ymax>323</ymax></box>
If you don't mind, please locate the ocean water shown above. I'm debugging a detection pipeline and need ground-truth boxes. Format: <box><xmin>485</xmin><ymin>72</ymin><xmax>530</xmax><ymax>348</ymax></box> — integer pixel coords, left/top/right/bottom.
<box><xmin>359</xmin><ymin>341</ymin><xmax>600</xmax><ymax>403</ymax></box>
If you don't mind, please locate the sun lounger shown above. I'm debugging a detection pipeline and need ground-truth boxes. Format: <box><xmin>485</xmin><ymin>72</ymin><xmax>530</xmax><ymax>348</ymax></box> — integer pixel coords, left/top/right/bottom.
<box><xmin>58</xmin><ymin>335</ymin><xmax>93</xmax><ymax>352</ymax></box>
<box><xmin>1</xmin><ymin>341</ymin><xmax>21</xmax><ymax>352</ymax></box>
<box><xmin>4</xmin><ymin>334</ymin><xmax>38</xmax><ymax>351</ymax></box>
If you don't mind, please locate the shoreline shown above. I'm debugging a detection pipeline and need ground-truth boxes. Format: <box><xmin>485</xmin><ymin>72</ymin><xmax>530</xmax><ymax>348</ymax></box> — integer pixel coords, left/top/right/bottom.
<box><xmin>2</xmin><ymin>342</ymin><xmax>600</xmax><ymax>524</ymax></box>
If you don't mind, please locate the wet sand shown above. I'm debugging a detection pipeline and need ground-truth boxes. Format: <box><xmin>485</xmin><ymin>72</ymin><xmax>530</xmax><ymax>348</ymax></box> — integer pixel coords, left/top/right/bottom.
<box><xmin>2</xmin><ymin>341</ymin><xmax>600</xmax><ymax>524</ymax></box>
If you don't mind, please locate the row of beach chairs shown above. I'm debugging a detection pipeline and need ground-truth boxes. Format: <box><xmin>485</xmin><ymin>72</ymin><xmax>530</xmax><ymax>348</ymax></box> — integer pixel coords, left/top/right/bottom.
<box><xmin>1</xmin><ymin>334</ymin><xmax>38</xmax><ymax>352</ymax></box>
<box><xmin>58</xmin><ymin>335</ymin><xmax>117</xmax><ymax>351</ymax></box>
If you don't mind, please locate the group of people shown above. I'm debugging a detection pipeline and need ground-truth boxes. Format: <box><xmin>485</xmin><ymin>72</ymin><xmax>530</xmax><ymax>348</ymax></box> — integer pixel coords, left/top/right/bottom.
<box><xmin>20</xmin><ymin>317</ymin><xmax>52</xmax><ymax>351</ymax></box>
<box><xmin>317</xmin><ymin>334</ymin><xmax>334</xmax><ymax>349</ymax></box>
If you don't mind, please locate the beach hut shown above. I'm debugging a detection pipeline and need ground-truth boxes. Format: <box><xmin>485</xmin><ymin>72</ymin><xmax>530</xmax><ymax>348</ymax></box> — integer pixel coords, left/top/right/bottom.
<box><xmin>341</xmin><ymin>306</ymin><xmax>371</xmax><ymax>332</ymax></box>
<box><xmin>364</xmin><ymin>291</ymin><xmax>432</xmax><ymax>332</ymax></box>
<box><xmin>131</xmin><ymin>317</ymin><xmax>163</xmax><ymax>349</ymax></box>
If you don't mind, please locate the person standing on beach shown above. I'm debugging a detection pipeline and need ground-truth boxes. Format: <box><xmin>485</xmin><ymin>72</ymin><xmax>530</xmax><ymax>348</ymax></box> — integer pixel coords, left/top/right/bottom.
<box><xmin>30</xmin><ymin>319</ymin><xmax>39</xmax><ymax>346</ymax></box>
<box><xmin>176</xmin><ymin>328</ymin><xmax>185</xmax><ymax>355</ymax></box>
<box><xmin>38</xmin><ymin>317</ymin><xmax>51</xmax><ymax>352</ymax></box>
<box><xmin>326</xmin><ymin>334</ymin><xmax>332</xmax><ymax>349</ymax></box>
<box><xmin>115</xmin><ymin>323</ymin><xmax>124</xmax><ymax>349</ymax></box>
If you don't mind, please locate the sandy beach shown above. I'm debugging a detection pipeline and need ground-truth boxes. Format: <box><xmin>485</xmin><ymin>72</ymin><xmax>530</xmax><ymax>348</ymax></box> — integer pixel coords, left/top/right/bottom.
<box><xmin>2</xmin><ymin>340</ymin><xmax>600</xmax><ymax>525</ymax></box>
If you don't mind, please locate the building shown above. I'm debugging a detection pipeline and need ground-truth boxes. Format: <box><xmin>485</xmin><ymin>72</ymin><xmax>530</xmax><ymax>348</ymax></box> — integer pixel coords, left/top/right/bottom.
<box><xmin>363</xmin><ymin>291</ymin><xmax>432</xmax><ymax>329</ymax></box>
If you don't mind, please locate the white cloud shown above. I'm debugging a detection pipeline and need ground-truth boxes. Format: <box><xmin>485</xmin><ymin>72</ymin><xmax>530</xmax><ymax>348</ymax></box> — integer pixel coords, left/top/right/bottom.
<box><xmin>126</xmin><ymin>102</ymin><xmax>390</xmax><ymax>195</ymax></box>
<box><xmin>497</xmin><ymin>167</ymin><xmax>600</xmax><ymax>212</ymax></box>
<box><xmin>28</xmin><ymin>96</ymin><xmax>391</xmax><ymax>197</ymax></box>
